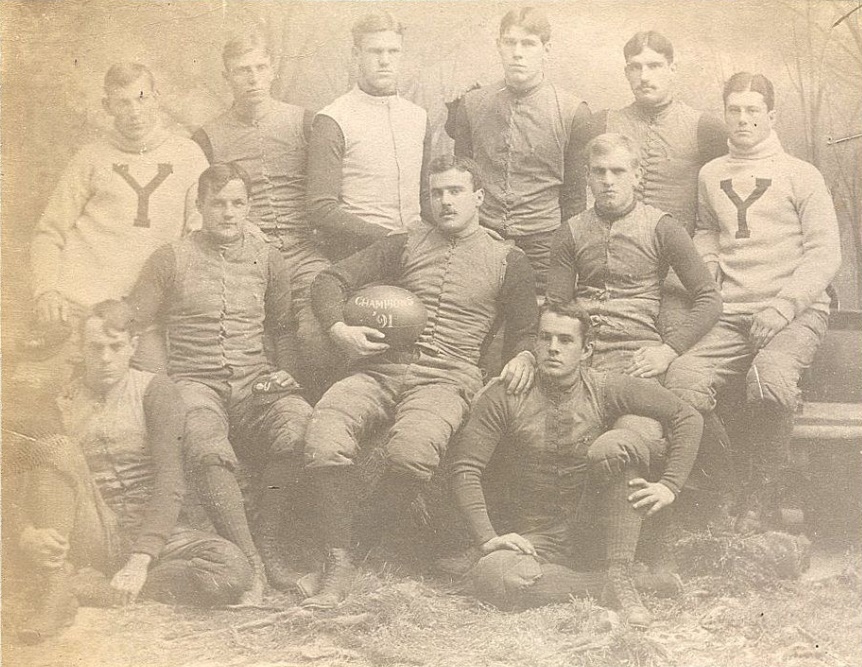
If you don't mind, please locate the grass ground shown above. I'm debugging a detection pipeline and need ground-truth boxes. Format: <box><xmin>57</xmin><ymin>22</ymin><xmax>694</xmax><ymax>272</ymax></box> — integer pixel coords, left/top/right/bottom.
<box><xmin>4</xmin><ymin>535</ymin><xmax>861</xmax><ymax>667</ymax></box>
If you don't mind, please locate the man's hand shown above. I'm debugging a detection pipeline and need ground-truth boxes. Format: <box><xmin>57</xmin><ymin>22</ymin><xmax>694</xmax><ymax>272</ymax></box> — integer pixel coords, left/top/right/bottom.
<box><xmin>480</xmin><ymin>533</ymin><xmax>537</xmax><ymax>556</ymax></box>
<box><xmin>35</xmin><ymin>291</ymin><xmax>69</xmax><ymax>325</ymax></box>
<box><xmin>749</xmin><ymin>307</ymin><xmax>789</xmax><ymax>350</ymax></box>
<box><xmin>499</xmin><ymin>351</ymin><xmax>536</xmax><ymax>394</ymax></box>
<box><xmin>110</xmin><ymin>553</ymin><xmax>152</xmax><ymax>605</ymax></box>
<box><xmin>627</xmin><ymin>479</ymin><xmax>676</xmax><ymax>517</ymax></box>
<box><xmin>19</xmin><ymin>525</ymin><xmax>69</xmax><ymax>569</ymax></box>
<box><xmin>254</xmin><ymin>369</ymin><xmax>301</xmax><ymax>394</ymax></box>
<box><xmin>625</xmin><ymin>344</ymin><xmax>678</xmax><ymax>378</ymax></box>
<box><xmin>328</xmin><ymin>322</ymin><xmax>390</xmax><ymax>359</ymax></box>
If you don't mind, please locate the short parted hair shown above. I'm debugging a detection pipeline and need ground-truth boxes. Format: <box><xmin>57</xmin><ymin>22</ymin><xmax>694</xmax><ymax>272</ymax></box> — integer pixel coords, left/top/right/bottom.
<box><xmin>623</xmin><ymin>31</ymin><xmax>674</xmax><ymax>64</ymax></box>
<box><xmin>223</xmin><ymin>32</ymin><xmax>273</xmax><ymax>69</ymax></box>
<box><xmin>104</xmin><ymin>62</ymin><xmax>155</xmax><ymax>94</ymax></box>
<box><xmin>83</xmin><ymin>299</ymin><xmax>138</xmax><ymax>340</ymax></box>
<box><xmin>429</xmin><ymin>155</ymin><xmax>484</xmax><ymax>192</ymax></box>
<box><xmin>723</xmin><ymin>72</ymin><xmax>775</xmax><ymax>111</ymax></box>
<box><xmin>585</xmin><ymin>133</ymin><xmax>641</xmax><ymax>170</ymax></box>
<box><xmin>351</xmin><ymin>11</ymin><xmax>404</xmax><ymax>48</ymax></box>
<box><xmin>197</xmin><ymin>162</ymin><xmax>252</xmax><ymax>202</ymax></box>
<box><xmin>540</xmin><ymin>301</ymin><xmax>594</xmax><ymax>347</ymax></box>
<box><xmin>499</xmin><ymin>7</ymin><xmax>551</xmax><ymax>43</ymax></box>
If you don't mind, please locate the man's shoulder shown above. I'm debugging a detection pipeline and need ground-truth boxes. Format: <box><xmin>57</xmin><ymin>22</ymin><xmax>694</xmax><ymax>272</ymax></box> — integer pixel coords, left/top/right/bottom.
<box><xmin>778</xmin><ymin>150</ymin><xmax>825</xmax><ymax>179</ymax></box>
<box><xmin>157</xmin><ymin>131</ymin><xmax>208</xmax><ymax>156</ymax></box>
<box><xmin>698</xmin><ymin>153</ymin><xmax>731</xmax><ymax>179</ymax></box>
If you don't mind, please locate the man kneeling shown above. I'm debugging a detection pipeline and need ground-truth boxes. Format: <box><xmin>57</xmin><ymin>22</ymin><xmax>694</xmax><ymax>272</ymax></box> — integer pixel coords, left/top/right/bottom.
<box><xmin>449</xmin><ymin>302</ymin><xmax>702</xmax><ymax>628</ymax></box>
<box><xmin>15</xmin><ymin>301</ymin><xmax>252</xmax><ymax>644</ymax></box>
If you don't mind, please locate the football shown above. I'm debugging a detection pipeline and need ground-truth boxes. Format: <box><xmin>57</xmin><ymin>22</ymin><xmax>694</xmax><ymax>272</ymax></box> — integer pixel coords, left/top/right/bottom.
<box><xmin>343</xmin><ymin>285</ymin><xmax>427</xmax><ymax>350</ymax></box>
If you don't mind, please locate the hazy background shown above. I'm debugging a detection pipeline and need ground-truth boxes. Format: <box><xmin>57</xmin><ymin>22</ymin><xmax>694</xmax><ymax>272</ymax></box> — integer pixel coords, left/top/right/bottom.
<box><xmin>2</xmin><ymin>0</ymin><xmax>860</xmax><ymax>341</ymax></box>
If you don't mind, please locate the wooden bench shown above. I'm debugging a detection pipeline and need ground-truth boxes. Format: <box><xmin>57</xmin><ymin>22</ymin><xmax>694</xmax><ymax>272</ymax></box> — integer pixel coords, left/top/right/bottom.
<box><xmin>793</xmin><ymin>310</ymin><xmax>862</xmax><ymax>539</ymax></box>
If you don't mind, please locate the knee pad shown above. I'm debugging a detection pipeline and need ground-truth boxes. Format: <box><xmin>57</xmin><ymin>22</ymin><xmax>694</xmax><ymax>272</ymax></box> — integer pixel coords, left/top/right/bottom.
<box><xmin>664</xmin><ymin>365</ymin><xmax>715</xmax><ymax>413</ymax></box>
<box><xmin>385</xmin><ymin>439</ymin><xmax>441</xmax><ymax>481</ymax></box>
<box><xmin>587</xmin><ymin>429</ymin><xmax>649</xmax><ymax>484</ymax></box>
<box><xmin>745</xmin><ymin>351</ymin><xmax>802</xmax><ymax>411</ymax></box>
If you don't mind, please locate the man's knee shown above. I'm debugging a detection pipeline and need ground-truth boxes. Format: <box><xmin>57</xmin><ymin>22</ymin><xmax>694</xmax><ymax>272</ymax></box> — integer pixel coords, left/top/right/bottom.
<box><xmin>385</xmin><ymin>439</ymin><xmax>441</xmax><ymax>481</ymax></box>
<box><xmin>303</xmin><ymin>409</ymin><xmax>359</xmax><ymax>470</ymax></box>
<box><xmin>664</xmin><ymin>361</ymin><xmax>715</xmax><ymax>413</ymax></box>
<box><xmin>745</xmin><ymin>349</ymin><xmax>803</xmax><ymax>410</ymax></box>
<box><xmin>184</xmin><ymin>407</ymin><xmax>237</xmax><ymax>471</ymax></box>
<box><xmin>266</xmin><ymin>395</ymin><xmax>312</xmax><ymax>458</ymax></box>
<box><xmin>587</xmin><ymin>429</ymin><xmax>650</xmax><ymax>484</ymax></box>
<box><xmin>464</xmin><ymin>550</ymin><xmax>543</xmax><ymax>611</ymax></box>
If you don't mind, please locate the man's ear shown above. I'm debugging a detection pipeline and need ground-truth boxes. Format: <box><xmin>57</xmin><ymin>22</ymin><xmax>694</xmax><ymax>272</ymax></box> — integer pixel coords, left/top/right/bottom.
<box><xmin>129</xmin><ymin>334</ymin><xmax>141</xmax><ymax>356</ymax></box>
<box><xmin>474</xmin><ymin>187</ymin><xmax>485</xmax><ymax>207</ymax></box>
<box><xmin>581</xmin><ymin>339</ymin><xmax>594</xmax><ymax>362</ymax></box>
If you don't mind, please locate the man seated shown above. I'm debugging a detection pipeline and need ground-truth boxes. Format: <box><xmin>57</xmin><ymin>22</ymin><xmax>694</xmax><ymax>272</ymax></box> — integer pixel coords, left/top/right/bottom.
<box><xmin>664</xmin><ymin>73</ymin><xmax>842</xmax><ymax>528</ymax></box>
<box><xmin>301</xmin><ymin>155</ymin><xmax>539</xmax><ymax>609</ymax></box>
<box><xmin>14</xmin><ymin>300</ymin><xmax>252</xmax><ymax>644</ymax></box>
<box><xmin>192</xmin><ymin>33</ymin><xmax>335</xmax><ymax>398</ymax></box>
<box><xmin>128</xmin><ymin>162</ymin><xmax>312</xmax><ymax>604</ymax></box>
<box><xmin>450</xmin><ymin>302</ymin><xmax>702</xmax><ymax>628</ymax></box>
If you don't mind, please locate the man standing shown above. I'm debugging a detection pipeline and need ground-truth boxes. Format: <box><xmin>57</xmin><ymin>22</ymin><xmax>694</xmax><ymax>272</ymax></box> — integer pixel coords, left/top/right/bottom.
<box><xmin>27</xmin><ymin>62</ymin><xmax>207</xmax><ymax>387</ymax></box>
<box><xmin>14</xmin><ymin>300</ymin><xmax>252</xmax><ymax>644</ymax></box>
<box><xmin>450</xmin><ymin>303</ymin><xmax>702</xmax><ymax>628</ymax></box>
<box><xmin>192</xmin><ymin>34</ymin><xmax>332</xmax><ymax>395</ymax></box>
<box><xmin>664</xmin><ymin>73</ymin><xmax>841</xmax><ymax>527</ymax></box>
<box><xmin>574</xmin><ymin>31</ymin><xmax>727</xmax><ymax>337</ymax></box>
<box><xmin>446</xmin><ymin>7</ymin><xmax>589</xmax><ymax>292</ymax></box>
<box><xmin>307</xmin><ymin>11</ymin><xmax>431</xmax><ymax>260</ymax></box>
<box><xmin>301</xmin><ymin>156</ymin><xmax>538</xmax><ymax>610</ymax></box>
<box><xmin>129</xmin><ymin>163</ymin><xmax>312</xmax><ymax>604</ymax></box>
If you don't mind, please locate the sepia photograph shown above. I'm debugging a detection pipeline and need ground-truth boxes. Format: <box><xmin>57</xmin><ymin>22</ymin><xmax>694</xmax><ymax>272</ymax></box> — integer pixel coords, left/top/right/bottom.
<box><xmin>1</xmin><ymin>1</ymin><xmax>860</xmax><ymax>665</ymax></box>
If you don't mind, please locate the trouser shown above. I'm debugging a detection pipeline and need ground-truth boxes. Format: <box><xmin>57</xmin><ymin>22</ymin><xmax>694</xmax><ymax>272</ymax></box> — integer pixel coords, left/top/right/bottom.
<box><xmin>24</xmin><ymin>435</ymin><xmax>252</xmax><ymax>607</ymax></box>
<box><xmin>305</xmin><ymin>353</ymin><xmax>481</xmax><ymax>480</ymax></box>
<box><xmin>306</xmin><ymin>353</ymin><xmax>481</xmax><ymax>553</ymax></box>
<box><xmin>502</xmin><ymin>229</ymin><xmax>556</xmax><ymax>296</ymax></box>
<box><xmin>465</xmin><ymin>429</ymin><xmax>662</xmax><ymax>610</ymax></box>
<box><xmin>179</xmin><ymin>377</ymin><xmax>312</xmax><ymax>471</ymax></box>
<box><xmin>665</xmin><ymin>309</ymin><xmax>828</xmax><ymax>483</ymax></box>
<box><xmin>587</xmin><ymin>343</ymin><xmax>665</xmax><ymax>445</ymax></box>
<box><xmin>279</xmin><ymin>239</ymin><xmax>346</xmax><ymax>399</ymax></box>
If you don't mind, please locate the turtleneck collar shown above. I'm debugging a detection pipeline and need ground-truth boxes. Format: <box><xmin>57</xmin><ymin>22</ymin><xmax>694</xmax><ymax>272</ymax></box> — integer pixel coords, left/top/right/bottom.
<box><xmin>354</xmin><ymin>84</ymin><xmax>399</xmax><ymax>104</ymax></box>
<box><xmin>108</xmin><ymin>124</ymin><xmax>169</xmax><ymax>154</ymax></box>
<box><xmin>728</xmin><ymin>130</ymin><xmax>783</xmax><ymax>160</ymax></box>
<box><xmin>595</xmin><ymin>197</ymin><xmax>637</xmax><ymax>223</ymax></box>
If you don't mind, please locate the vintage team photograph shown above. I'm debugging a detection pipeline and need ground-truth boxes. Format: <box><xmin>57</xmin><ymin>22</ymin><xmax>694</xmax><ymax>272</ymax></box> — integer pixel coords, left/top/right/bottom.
<box><xmin>1</xmin><ymin>1</ymin><xmax>860</xmax><ymax>665</ymax></box>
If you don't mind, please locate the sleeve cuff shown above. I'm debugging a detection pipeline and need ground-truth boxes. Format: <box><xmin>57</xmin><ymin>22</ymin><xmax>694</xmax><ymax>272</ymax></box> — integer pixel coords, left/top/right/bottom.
<box><xmin>766</xmin><ymin>298</ymin><xmax>796</xmax><ymax>323</ymax></box>
<box><xmin>658</xmin><ymin>480</ymin><xmax>680</xmax><ymax>497</ymax></box>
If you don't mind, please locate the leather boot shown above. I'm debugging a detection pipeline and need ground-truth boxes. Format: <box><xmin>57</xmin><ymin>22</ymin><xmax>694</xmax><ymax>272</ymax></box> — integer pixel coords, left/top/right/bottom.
<box><xmin>603</xmin><ymin>562</ymin><xmax>652</xmax><ymax>630</ymax></box>
<box><xmin>300</xmin><ymin>548</ymin><xmax>355</xmax><ymax>610</ymax></box>
<box><xmin>256</xmin><ymin>458</ymin><xmax>304</xmax><ymax>591</ymax></box>
<box><xmin>19</xmin><ymin>562</ymin><xmax>78</xmax><ymax>645</ymax></box>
